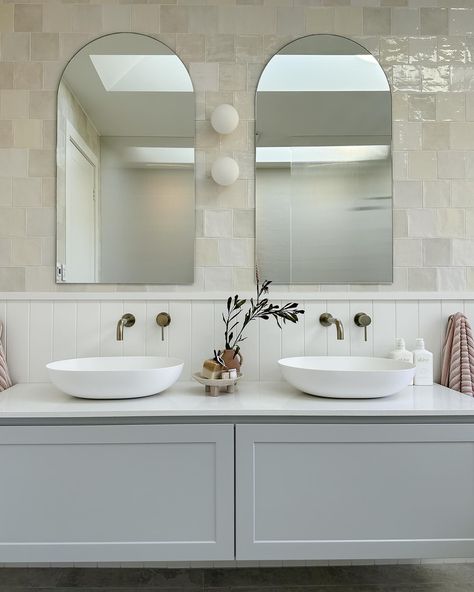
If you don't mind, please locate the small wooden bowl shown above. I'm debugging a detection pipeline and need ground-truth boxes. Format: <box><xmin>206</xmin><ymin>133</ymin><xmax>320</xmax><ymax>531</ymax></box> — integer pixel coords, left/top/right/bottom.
<box><xmin>192</xmin><ymin>372</ymin><xmax>243</xmax><ymax>396</ymax></box>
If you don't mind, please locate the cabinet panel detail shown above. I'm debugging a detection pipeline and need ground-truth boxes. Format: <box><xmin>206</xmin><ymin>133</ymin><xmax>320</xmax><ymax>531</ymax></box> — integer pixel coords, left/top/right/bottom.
<box><xmin>236</xmin><ymin>424</ymin><xmax>474</xmax><ymax>560</ymax></box>
<box><xmin>0</xmin><ymin>424</ymin><xmax>234</xmax><ymax>562</ymax></box>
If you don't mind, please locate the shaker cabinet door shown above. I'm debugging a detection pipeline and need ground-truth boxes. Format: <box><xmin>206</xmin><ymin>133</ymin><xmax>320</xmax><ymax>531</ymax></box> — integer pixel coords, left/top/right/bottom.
<box><xmin>236</xmin><ymin>423</ymin><xmax>474</xmax><ymax>560</ymax></box>
<box><xmin>0</xmin><ymin>424</ymin><xmax>234</xmax><ymax>562</ymax></box>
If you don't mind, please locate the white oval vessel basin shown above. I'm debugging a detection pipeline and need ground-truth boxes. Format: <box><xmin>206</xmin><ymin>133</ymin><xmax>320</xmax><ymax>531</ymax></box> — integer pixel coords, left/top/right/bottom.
<box><xmin>47</xmin><ymin>356</ymin><xmax>184</xmax><ymax>400</ymax></box>
<box><xmin>278</xmin><ymin>356</ymin><xmax>416</xmax><ymax>399</ymax></box>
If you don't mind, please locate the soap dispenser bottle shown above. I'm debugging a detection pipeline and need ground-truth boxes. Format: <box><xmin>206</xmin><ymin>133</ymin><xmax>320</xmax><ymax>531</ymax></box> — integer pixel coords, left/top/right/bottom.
<box><xmin>389</xmin><ymin>338</ymin><xmax>414</xmax><ymax>384</ymax></box>
<box><xmin>413</xmin><ymin>338</ymin><xmax>433</xmax><ymax>386</ymax></box>
<box><xmin>389</xmin><ymin>338</ymin><xmax>413</xmax><ymax>363</ymax></box>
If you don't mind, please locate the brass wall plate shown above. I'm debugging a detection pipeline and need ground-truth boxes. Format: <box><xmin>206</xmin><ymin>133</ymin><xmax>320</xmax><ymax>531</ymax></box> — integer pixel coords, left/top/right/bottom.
<box><xmin>156</xmin><ymin>312</ymin><xmax>171</xmax><ymax>341</ymax></box>
<box><xmin>156</xmin><ymin>312</ymin><xmax>171</xmax><ymax>328</ymax></box>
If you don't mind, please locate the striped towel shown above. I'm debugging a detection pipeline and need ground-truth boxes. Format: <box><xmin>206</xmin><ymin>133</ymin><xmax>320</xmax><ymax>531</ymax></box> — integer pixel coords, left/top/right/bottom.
<box><xmin>0</xmin><ymin>320</ymin><xmax>12</xmax><ymax>392</ymax></box>
<box><xmin>441</xmin><ymin>312</ymin><xmax>474</xmax><ymax>396</ymax></box>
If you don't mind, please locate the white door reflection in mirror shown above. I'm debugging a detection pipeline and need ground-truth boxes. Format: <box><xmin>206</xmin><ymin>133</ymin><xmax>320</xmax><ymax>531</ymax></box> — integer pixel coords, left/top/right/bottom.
<box><xmin>65</xmin><ymin>123</ymin><xmax>98</xmax><ymax>283</ymax></box>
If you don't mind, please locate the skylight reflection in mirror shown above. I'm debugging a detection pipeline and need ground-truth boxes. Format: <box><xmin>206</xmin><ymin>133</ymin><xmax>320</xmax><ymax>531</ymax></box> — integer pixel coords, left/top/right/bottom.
<box><xmin>257</xmin><ymin>55</ymin><xmax>389</xmax><ymax>92</ymax></box>
<box><xmin>90</xmin><ymin>55</ymin><xmax>193</xmax><ymax>92</ymax></box>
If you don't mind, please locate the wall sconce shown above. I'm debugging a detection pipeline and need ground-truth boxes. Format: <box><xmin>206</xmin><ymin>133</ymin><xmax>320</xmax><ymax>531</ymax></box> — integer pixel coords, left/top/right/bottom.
<box><xmin>211</xmin><ymin>156</ymin><xmax>239</xmax><ymax>186</ymax></box>
<box><xmin>210</xmin><ymin>104</ymin><xmax>239</xmax><ymax>134</ymax></box>
<box><xmin>210</xmin><ymin>104</ymin><xmax>240</xmax><ymax>185</ymax></box>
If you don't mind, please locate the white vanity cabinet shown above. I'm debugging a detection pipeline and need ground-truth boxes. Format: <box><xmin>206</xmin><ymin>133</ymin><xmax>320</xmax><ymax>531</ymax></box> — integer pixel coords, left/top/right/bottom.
<box><xmin>0</xmin><ymin>424</ymin><xmax>234</xmax><ymax>562</ymax></box>
<box><xmin>3</xmin><ymin>382</ymin><xmax>474</xmax><ymax>564</ymax></box>
<box><xmin>236</xmin><ymin>424</ymin><xmax>474</xmax><ymax>560</ymax></box>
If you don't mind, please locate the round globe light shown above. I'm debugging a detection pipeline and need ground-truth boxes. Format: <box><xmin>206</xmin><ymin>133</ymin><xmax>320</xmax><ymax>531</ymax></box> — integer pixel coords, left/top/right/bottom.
<box><xmin>210</xmin><ymin>104</ymin><xmax>239</xmax><ymax>135</ymax></box>
<box><xmin>211</xmin><ymin>157</ymin><xmax>239</xmax><ymax>186</ymax></box>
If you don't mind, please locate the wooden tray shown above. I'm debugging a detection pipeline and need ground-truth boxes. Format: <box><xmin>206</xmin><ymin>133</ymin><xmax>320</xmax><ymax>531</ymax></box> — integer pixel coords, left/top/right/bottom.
<box><xmin>192</xmin><ymin>372</ymin><xmax>243</xmax><ymax>396</ymax></box>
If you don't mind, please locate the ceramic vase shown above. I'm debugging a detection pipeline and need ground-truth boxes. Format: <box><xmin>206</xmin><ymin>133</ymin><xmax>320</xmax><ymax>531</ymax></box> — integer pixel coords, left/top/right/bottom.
<box><xmin>221</xmin><ymin>349</ymin><xmax>243</xmax><ymax>372</ymax></box>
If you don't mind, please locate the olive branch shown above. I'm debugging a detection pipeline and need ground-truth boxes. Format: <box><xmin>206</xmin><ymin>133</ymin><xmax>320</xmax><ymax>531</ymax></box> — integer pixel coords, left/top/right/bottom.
<box><xmin>222</xmin><ymin>278</ymin><xmax>305</xmax><ymax>355</ymax></box>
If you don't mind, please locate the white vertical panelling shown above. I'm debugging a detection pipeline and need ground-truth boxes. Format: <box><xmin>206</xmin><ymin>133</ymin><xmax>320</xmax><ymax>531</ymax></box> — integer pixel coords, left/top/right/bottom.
<box><xmin>349</xmin><ymin>301</ymin><xmax>373</xmax><ymax>357</ymax></box>
<box><xmin>463</xmin><ymin>301</ymin><xmax>474</xmax><ymax>325</ymax></box>
<box><xmin>6</xmin><ymin>301</ymin><xmax>29</xmax><ymax>383</ymax></box>
<box><xmin>326</xmin><ymin>301</ymin><xmax>350</xmax><ymax>356</ymax></box>
<box><xmin>123</xmin><ymin>301</ymin><xmax>146</xmax><ymax>357</ymax></box>
<box><xmin>29</xmin><ymin>302</ymin><xmax>53</xmax><ymax>382</ymax></box>
<box><xmin>0</xmin><ymin>301</ymin><xmax>6</xmax><ymax>346</ymax></box>
<box><xmin>76</xmin><ymin>301</ymin><xmax>100</xmax><ymax>358</ymax></box>
<box><xmin>395</xmin><ymin>301</ymin><xmax>419</xmax><ymax>351</ymax></box>
<box><xmin>303</xmin><ymin>301</ymin><xmax>328</xmax><ymax>356</ymax></box>
<box><xmin>241</xmin><ymin>319</ymin><xmax>259</xmax><ymax>381</ymax></box>
<box><xmin>191</xmin><ymin>301</ymin><xmax>215</xmax><ymax>374</ymax></box>
<box><xmin>441</xmin><ymin>300</ymin><xmax>464</xmax><ymax>324</ymax></box>
<box><xmin>1</xmin><ymin>297</ymin><xmax>472</xmax><ymax>385</ymax></box>
<box><xmin>169</xmin><ymin>301</ymin><xmax>192</xmax><ymax>380</ymax></box>
<box><xmin>213</xmin><ymin>300</ymin><xmax>226</xmax><ymax>353</ymax></box>
<box><xmin>372</xmin><ymin>301</ymin><xmax>396</xmax><ymax>357</ymax></box>
<box><xmin>281</xmin><ymin>313</ymin><xmax>305</xmax><ymax>359</ymax></box>
<box><xmin>53</xmin><ymin>302</ymin><xmax>77</xmax><ymax>361</ymax></box>
<box><xmin>259</xmin><ymin>301</ymin><xmax>282</xmax><ymax>381</ymax></box>
<box><xmin>145</xmin><ymin>302</ymin><xmax>169</xmax><ymax>357</ymax></box>
<box><xmin>99</xmin><ymin>301</ymin><xmax>124</xmax><ymax>357</ymax></box>
<box><xmin>418</xmin><ymin>300</ymin><xmax>442</xmax><ymax>381</ymax></box>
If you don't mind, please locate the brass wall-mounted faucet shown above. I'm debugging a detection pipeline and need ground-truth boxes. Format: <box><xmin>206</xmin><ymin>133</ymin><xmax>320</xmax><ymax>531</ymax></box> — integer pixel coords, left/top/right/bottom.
<box><xmin>320</xmin><ymin>313</ymin><xmax>344</xmax><ymax>340</ymax></box>
<box><xmin>116</xmin><ymin>313</ymin><xmax>135</xmax><ymax>341</ymax></box>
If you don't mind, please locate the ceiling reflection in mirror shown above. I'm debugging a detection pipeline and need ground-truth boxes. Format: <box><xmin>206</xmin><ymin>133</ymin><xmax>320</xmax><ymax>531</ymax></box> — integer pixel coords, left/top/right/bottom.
<box><xmin>56</xmin><ymin>33</ymin><xmax>194</xmax><ymax>284</ymax></box>
<box><xmin>256</xmin><ymin>35</ymin><xmax>392</xmax><ymax>284</ymax></box>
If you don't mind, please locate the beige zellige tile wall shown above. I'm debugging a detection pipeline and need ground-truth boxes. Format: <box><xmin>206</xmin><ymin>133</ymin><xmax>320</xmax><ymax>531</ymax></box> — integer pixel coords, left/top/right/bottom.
<box><xmin>1</xmin><ymin>0</ymin><xmax>474</xmax><ymax>292</ymax></box>
<box><xmin>0</xmin><ymin>297</ymin><xmax>471</xmax><ymax>383</ymax></box>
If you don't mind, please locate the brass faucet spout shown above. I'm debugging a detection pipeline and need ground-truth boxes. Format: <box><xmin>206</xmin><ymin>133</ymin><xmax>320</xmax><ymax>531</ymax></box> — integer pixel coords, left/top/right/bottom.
<box><xmin>116</xmin><ymin>313</ymin><xmax>135</xmax><ymax>341</ymax></box>
<box><xmin>334</xmin><ymin>318</ymin><xmax>344</xmax><ymax>340</ymax></box>
<box><xmin>319</xmin><ymin>313</ymin><xmax>345</xmax><ymax>341</ymax></box>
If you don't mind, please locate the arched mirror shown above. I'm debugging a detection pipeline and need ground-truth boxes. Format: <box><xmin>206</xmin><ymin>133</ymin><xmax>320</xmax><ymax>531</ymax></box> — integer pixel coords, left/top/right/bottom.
<box><xmin>256</xmin><ymin>35</ymin><xmax>392</xmax><ymax>284</ymax></box>
<box><xmin>56</xmin><ymin>33</ymin><xmax>195</xmax><ymax>284</ymax></box>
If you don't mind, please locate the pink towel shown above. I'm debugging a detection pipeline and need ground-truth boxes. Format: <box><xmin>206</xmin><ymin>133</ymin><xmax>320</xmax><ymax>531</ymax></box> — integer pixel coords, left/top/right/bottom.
<box><xmin>441</xmin><ymin>312</ymin><xmax>474</xmax><ymax>396</ymax></box>
<box><xmin>0</xmin><ymin>321</ymin><xmax>12</xmax><ymax>392</ymax></box>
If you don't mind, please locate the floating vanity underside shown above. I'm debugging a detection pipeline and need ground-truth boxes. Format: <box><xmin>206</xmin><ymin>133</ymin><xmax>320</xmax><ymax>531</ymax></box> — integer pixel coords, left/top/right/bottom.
<box><xmin>1</xmin><ymin>382</ymin><xmax>474</xmax><ymax>563</ymax></box>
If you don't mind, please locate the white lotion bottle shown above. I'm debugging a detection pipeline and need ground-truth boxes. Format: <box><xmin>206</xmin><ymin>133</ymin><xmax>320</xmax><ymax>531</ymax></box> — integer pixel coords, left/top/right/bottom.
<box><xmin>389</xmin><ymin>338</ymin><xmax>414</xmax><ymax>384</ymax></box>
<box><xmin>389</xmin><ymin>338</ymin><xmax>413</xmax><ymax>363</ymax></box>
<box><xmin>413</xmin><ymin>338</ymin><xmax>433</xmax><ymax>386</ymax></box>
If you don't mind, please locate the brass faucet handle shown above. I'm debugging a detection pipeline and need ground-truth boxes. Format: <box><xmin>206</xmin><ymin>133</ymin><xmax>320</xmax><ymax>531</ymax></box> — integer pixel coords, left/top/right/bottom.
<box><xmin>121</xmin><ymin>313</ymin><xmax>136</xmax><ymax>328</ymax></box>
<box><xmin>156</xmin><ymin>312</ymin><xmax>171</xmax><ymax>341</ymax></box>
<box><xmin>319</xmin><ymin>312</ymin><xmax>334</xmax><ymax>327</ymax></box>
<box><xmin>354</xmin><ymin>312</ymin><xmax>371</xmax><ymax>342</ymax></box>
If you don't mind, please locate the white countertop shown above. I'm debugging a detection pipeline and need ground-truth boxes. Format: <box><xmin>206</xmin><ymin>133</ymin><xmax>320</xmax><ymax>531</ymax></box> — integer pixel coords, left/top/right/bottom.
<box><xmin>1</xmin><ymin>381</ymin><xmax>474</xmax><ymax>419</ymax></box>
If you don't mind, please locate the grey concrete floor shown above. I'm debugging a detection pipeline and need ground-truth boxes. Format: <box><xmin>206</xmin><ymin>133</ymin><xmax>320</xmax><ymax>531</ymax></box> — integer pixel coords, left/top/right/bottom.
<box><xmin>1</xmin><ymin>566</ymin><xmax>474</xmax><ymax>592</ymax></box>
